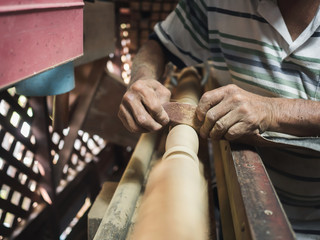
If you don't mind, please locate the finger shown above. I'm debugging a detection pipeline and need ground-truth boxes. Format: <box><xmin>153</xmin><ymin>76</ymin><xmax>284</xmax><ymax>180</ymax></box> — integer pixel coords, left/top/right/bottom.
<box><xmin>122</xmin><ymin>91</ymin><xmax>163</xmax><ymax>131</ymax></box>
<box><xmin>125</xmin><ymin>99</ymin><xmax>163</xmax><ymax>131</ymax></box>
<box><xmin>224</xmin><ymin>122</ymin><xmax>246</xmax><ymax>141</ymax></box>
<box><xmin>142</xmin><ymin>96</ymin><xmax>170</xmax><ymax>126</ymax></box>
<box><xmin>199</xmin><ymin>102</ymin><xmax>231</xmax><ymax>138</ymax></box>
<box><xmin>196</xmin><ymin>87</ymin><xmax>227</xmax><ymax>121</ymax></box>
<box><xmin>210</xmin><ymin>111</ymin><xmax>239</xmax><ymax>140</ymax></box>
<box><xmin>225</xmin><ymin>123</ymin><xmax>260</xmax><ymax>141</ymax></box>
<box><xmin>118</xmin><ymin>104</ymin><xmax>147</xmax><ymax>133</ymax></box>
<box><xmin>131</xmin><ymin>81</ymin><xmax>171</xmax><ymax>126</ymax></box>
<box><xmin>199</xmin><ymin>108</ymin><xmax>216</xmax><ymax>138</ymax></box>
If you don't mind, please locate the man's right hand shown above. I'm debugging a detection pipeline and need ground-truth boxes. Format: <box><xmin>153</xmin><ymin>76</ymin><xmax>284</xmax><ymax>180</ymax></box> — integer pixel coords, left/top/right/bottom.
<box><xmin>118</xmin><ymin>79</ymin><xmax>171</xmax><ymax>133</ymax></box>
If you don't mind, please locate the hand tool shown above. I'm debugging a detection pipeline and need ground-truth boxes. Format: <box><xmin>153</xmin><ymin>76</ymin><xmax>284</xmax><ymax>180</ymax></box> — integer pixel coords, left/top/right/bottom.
<box><xmin>163</xmin><ymin>102</ymin><xmax>202</xmax><ymax>133</ymax></box>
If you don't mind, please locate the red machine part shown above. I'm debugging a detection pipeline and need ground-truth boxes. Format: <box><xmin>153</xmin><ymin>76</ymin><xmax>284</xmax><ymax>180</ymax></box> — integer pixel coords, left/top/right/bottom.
<box><xmin>0</xmin><ymin>0</ymin><xmax>84</xmax><ymax>90</ymax></box>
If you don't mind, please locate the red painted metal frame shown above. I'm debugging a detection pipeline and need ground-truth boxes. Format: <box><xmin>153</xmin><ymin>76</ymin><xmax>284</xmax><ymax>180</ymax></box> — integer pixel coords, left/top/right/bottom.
<box><xmin>0</xmin><ymin>0</ymin><xmax>84</xmax><ymax>90</ymax></box>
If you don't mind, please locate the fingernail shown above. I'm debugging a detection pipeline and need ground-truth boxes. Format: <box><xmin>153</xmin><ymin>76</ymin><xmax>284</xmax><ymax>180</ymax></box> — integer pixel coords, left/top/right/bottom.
<box><xmin>161</xmin><ymin>109</ymin><xmax>170</xmax><ymax>124</ymax></box>
<box><xmin>196</xmin><ymin>111</ymin><xmax>204</xmax><ymax>122</ymax></box>
<box><xmin>154</xmin><ymin>122</ymin><xmax>163</xmax><ymax>131</ymax></box>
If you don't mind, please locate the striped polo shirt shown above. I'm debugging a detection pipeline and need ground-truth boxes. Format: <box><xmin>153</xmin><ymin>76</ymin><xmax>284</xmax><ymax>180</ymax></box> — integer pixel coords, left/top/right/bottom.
<box><xmin>153</xmin><ymin>0</ymin><xmax>320</xmax><ymax>234</ymax></box>
<box><xmin>154</xmin><ymin>0</ymin><xmax>320</xmax><ymax>100</ymax></box>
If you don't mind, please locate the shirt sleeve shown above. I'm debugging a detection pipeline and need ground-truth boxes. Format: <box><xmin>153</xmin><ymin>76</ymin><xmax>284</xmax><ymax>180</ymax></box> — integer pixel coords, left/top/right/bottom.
<box><xmin>149</xmin><ymin>32</ymin><xmax>187</xmax><ymax>69</ymax></box>
<box><xmin>153</xmin><ymin>0</ymin><xmax>211</xmax><ymax>67</ymax></box>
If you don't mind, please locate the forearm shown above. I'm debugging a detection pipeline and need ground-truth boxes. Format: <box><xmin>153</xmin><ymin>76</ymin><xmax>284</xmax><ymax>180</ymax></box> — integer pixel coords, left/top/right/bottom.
<box><xmin>130</xmin><ymin>40</ymin><xmax>168</xmax><ymax>84</ymax></box>
<box><xmin>268</xmin><ymin>98</ymin><xmax>320</xmax><ymax>137</ymax></box>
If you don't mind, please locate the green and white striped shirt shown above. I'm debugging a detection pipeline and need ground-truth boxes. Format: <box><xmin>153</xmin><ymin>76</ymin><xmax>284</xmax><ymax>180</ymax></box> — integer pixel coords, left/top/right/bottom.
<box><xmin>154</xmin><ymin>0</ymin><xmax>320</xmax><ymax>233</ymax></box>
<box><xmin>155</xmin><ymin>0</ymin><xmax>320</xmax><ymax>100</ymax></box>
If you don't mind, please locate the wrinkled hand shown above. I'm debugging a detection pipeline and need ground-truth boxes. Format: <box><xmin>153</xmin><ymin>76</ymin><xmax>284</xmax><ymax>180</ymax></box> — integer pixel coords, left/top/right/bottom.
<box><xmin>118</xmin><ymin>79</ymin><xmax>171</xmax><ymax>133</ymax></box>
<box><xmin>196</xmin><ymin>84</ymin><xmax>274</xmax><ymax>140</ymax></box>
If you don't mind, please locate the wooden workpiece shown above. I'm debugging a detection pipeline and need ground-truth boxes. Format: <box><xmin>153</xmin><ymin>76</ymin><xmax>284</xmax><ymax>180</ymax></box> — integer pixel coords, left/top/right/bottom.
<box><xmin>130</xmin><ymin>68</ymin><xmax>209</xmax><ymax>240</ymax></box>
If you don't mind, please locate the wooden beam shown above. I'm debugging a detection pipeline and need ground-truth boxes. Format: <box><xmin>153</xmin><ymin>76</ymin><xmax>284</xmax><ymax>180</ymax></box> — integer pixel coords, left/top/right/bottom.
<box><xmin>218</xmin><ymin>140</ymin><xmax>296</xmax><ymax>240</ymax></box>
<box><xmin>54</xmin><ymin>58</ymin><xmax>107</xmax><ymax>186</ymax></box>
<box><xmin>28</xmin><ymin>97</ymin><xmax>56</xmax><ymax>202</ymax></box>
<box><xmin>82</xmin><ymin>71</ymin><xmax>140</xmax><ymax>148</ymax></box>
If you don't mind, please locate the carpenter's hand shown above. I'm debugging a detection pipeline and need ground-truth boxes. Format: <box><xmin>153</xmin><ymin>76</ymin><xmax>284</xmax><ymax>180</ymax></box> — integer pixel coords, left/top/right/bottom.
<box><xmin>118</xmin><ymin>79</ymin><xmax>171</xmax><ymax>133</ymax></box>
<box><xmin>196</xmin><ymin>84</ymin><xmax>274</xmax><ymax>140</ymax></box>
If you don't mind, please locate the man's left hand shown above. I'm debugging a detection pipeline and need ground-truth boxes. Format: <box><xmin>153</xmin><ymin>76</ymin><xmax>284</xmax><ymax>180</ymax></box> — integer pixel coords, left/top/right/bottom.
<box><xmin>196</xmin><ymin>84</ymin><xmax>274</xmax><ymax>140</ymax></box>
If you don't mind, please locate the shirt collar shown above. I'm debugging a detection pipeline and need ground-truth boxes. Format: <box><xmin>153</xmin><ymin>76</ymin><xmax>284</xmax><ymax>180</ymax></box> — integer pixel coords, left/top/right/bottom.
<box><xmin>258</xmin><ymin>0</ymin><xmax>320</xmax><ymax>58</ymax></box>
